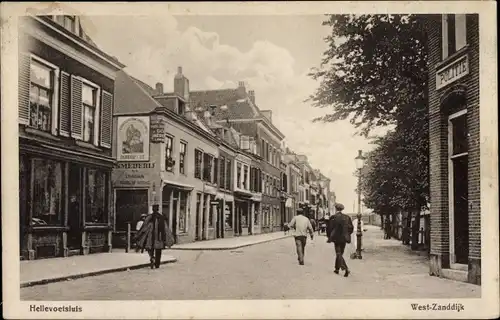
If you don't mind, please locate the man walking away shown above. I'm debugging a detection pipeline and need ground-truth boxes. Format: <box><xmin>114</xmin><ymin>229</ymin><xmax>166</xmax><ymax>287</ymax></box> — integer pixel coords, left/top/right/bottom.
<box><xmin>327</xmin><ymin>203</ymin><xmax>354</xmax><ymax>277</ymax></box>
<box><xmin>135</xmin><ymin>204</ymin><xmax>175</xmax><ymax>269</ymax></box>
<box><xmin>288</xmin><ymin>208</ymin><xmax>314</xmax><ymax>265</ymax></box>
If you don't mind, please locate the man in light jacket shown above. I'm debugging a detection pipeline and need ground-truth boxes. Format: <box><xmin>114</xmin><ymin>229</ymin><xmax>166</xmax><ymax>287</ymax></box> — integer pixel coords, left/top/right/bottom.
<box><xmin>287</xmin><ymin>208</ymin><xmax>315</xmax><ymax>265</ymax></box>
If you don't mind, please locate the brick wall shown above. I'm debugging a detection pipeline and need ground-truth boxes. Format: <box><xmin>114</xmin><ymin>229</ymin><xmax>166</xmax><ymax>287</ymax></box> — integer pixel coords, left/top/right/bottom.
<box><xmin>465</xmin><ymin>14</ymin><xmax>481</xmax><ymax>260</ymax></box>
<box><xmin>427</xmin><ymin>14</ymin><xmax>481</xmax><ymax>283</ymax></box>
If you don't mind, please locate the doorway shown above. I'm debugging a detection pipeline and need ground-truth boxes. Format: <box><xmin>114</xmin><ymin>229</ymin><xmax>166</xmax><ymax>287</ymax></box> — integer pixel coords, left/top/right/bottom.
<box><xmin>448</xmin><ymin>110</ymin><xmax>469</xmax><ymax>265</ymax></box>
<box><xmin>67</xmin><ymin>164</ymin><xmax>83</xmax><ymax>250</ymax></box>
<box><xmin>115</xmin><ymin>189</ymin><xmax>148</xmax><ymax>232</ymax></box>
<box><xmin>162</xmin><ymin>187</ymin><xmax>178</xmax><ymax>244</ymax></box>
<box><xmin>216</xmin><ymin>200</ymin><xmax>223</xmax><ymax>238</ymax></box>
<box><xmin>195</xmin><ymin>193</ymin><xmax>202</xmax><ymax>241</ymax></box>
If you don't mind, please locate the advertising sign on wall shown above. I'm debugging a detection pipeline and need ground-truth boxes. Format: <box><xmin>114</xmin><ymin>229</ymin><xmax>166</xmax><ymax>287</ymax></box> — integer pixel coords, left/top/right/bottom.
<box><xmin>117</xmin><ymin>116</ymin><xmax>150</xmax><ymax>161</ymax></box>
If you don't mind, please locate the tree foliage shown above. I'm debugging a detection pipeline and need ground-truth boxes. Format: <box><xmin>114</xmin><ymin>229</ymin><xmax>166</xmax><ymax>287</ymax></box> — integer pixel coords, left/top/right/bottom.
<box><xmin>308</xmin><ymin>14</ymin><xmax>428</xmax><ymax>137</ymax></box>
<box><xmin>310</xmin><ymin>14</ymin><xmax>429</xmax><ymax>213</ymax></box>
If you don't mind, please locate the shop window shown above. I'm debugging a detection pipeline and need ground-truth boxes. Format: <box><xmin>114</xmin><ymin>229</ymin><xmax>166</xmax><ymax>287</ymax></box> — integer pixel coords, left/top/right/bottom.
<box><xmin>179</xmin><ymin>141</ymin><xmax>187</xmax><ymax>174</ymax></box>
<box><xmin>179</xmin><ymin>191</ymin><xmax>188</xmax><ymax>233</ymax></box>
<box><xmin>82</xmin><ymin>82</ymin><xmax>98</xmax><ymax>143</ymax></box>
<box><xmin>29</xmin><ymin>59</ymin><xmax>55</xmax><ymax>132</ymax></box>
<box><xmin>86</xmin><ymin>169</ymin><xmax>108</xmax><ymax>223</ymax></box>
<box><xmin>254</xmin><ymin>204</ymin><xmax>260</xmax><ymax>225</ymax></box>
<box><xmin>165</xmin><ymin>136</ymin><xmax>174</xmax><ymax>172</ymax></box>
<box><xmin>442</xmin><ymin>14</ymin><xmax>467</xmax><ymax>59</ymax></box>
<box><xmin>224</xmin><ymin>202</ymin><xmax>233</xmax><ymax>229</ymax></box>
<box><xmin>32</xmin><ymin>159</ymin><xmax>63</xmax><ymax>226</ymax></box>
<box><xmin>194</xmin><ymin>149</ymin><xmax>203</xmax><ymax>179</ymax></box>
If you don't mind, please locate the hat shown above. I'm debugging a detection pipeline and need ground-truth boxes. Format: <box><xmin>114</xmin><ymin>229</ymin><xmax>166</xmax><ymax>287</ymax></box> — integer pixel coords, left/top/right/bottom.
<box><xmin>335</xmin><ymin>203</ymin><xmax>345</xmax><ymax>211</ymax></box>
<box><xmin>140</xmin><ymin>213</ymin><xmax>148</xmax><ymax>217</ymax></box>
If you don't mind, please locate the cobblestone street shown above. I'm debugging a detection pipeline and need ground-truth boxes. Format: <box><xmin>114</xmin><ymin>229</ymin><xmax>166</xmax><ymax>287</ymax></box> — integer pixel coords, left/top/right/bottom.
<box><xmin>21</xmin><ymin>227</ymin><xmax>480</xmax><ymax>300</ymax></box>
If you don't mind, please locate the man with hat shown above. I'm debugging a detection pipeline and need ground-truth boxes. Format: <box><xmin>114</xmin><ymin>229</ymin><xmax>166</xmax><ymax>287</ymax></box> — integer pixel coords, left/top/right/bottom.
<box><xmin>287</xmin><ymin>207</ymin><xmax>315</xmax><ymax>265</ymax></box>
<box><xmin>326</xmin><ymin>203</ymin><xmax>354</xmax><ymax>277</ymax></box>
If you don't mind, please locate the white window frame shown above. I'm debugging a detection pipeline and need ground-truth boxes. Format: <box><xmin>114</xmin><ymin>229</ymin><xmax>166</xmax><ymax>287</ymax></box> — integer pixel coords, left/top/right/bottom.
<box><xmin>29</xmin><ymin>54</ymin><xmax>60</xmax><ymax>136</ymax></box>
<box><xmin>80</xmin><ymin>77</ymin><xmax>101</xmax><ymax>146</ymax></box>
<box><xmin>164</xmin><ymin>135</ymin><xmax>175</xmax><ymax>172</ymax></box>
<box><xmin>179</xmin><ymin>140</ymin><xmax>188</xmax><ymax>175</ymax></box>
<box><xmin>447</xmin><ymin>109</ymin><xmax>468</xmax><ymax>268</ymax></box>
<box><xmin>442</xmin><ymin>14</ymin><xmax>467</xmax><ymax>60</ymax></box>
<box><xmin>243</xmin><ymin>164</ymin><xmax>249</xmax><ymax>190</ymax></box>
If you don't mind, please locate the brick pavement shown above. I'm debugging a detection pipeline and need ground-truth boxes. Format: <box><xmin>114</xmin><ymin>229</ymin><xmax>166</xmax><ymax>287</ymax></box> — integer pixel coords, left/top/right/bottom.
<box><xmin>21</xmin><ymin>224</ymin><xmax>480</xmax><ymax>300</ymax></box>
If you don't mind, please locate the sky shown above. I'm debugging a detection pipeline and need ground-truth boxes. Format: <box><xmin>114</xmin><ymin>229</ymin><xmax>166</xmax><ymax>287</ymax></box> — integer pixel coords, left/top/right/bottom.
<box><xmin>82</xmin><ymin>14</ymin><xmax>381</xmax><ymax>213</ymax></box>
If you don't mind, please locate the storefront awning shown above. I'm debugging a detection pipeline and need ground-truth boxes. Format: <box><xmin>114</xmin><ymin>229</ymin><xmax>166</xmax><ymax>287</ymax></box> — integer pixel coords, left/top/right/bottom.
<box><xmin>162</xmin><ymin>179</ymin><xmax>194</xmax><ymax>191</ymax></box>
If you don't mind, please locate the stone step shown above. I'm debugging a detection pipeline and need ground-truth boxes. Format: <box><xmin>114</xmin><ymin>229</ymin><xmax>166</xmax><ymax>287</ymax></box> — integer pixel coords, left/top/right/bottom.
<box><xmin>441</xmin><ymin>268</ymin><xmax>468</xmax><ymax>283</ymax></box>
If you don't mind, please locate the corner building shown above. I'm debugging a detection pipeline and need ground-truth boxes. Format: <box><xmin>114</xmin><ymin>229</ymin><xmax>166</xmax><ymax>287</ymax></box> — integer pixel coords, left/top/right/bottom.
<box><xmin>18</xmin><ymin>16</ymin><xmax>124</xmax><ymax>260</ymax></box>
<box><xmin>426</xmin><ymin>14</ymin><xmax>480</xmax><ymax>285</ymax></box>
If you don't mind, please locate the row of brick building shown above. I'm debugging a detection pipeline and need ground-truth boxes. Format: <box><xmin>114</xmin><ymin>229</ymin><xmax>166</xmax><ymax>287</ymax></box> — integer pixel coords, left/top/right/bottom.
<box><xmin>18</xmin><ymin>15</ymin><xmax>334</xmax><ymax>260</ymax></box>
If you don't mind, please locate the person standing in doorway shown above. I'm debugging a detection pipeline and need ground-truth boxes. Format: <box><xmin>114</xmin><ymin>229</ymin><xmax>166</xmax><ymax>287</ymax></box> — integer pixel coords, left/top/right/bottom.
<box><xmin>287</xmin><ymin>208</ymin><xmax>314</xmax><ymax>265</ymax></box>
<box><xmin>327</xmin><ymin>203</ymin><xmax>354</xmax><ymax>277</ymax></box>
<box><xmin>135</xmin><ymin>205</ymin><xmax>175</xmax><ymax>269</ymax></box>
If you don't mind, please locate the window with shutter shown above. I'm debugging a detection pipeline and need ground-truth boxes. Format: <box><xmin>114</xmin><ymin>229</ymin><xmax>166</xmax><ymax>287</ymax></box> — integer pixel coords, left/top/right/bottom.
<box><xmin>70</xmin><ymin>76</ymin><xmax>83</xmax><ymax>140</ymax></box>
<box><xmin>18</xmin><ymin>53</ymin><xmax>31</xmax><ymax>125</ymax></box>
<box><xmin>82</xmin><ymin>82</ymin><xmax>98</xmax><ymax>143</ymax></box>
<box><xmin>59</xmin><ymin>71</ymin><xmax>71</xmax><ymax>136</ymax></box>
<box><xmin>29</xmin><ymin>59</ymin><xmax>56</xmax><ymax>132</ymax></box>
<box><xmin>100</xmin><ymin>90</ymin><xmax>113</xmax><ymax>148</ymax></box>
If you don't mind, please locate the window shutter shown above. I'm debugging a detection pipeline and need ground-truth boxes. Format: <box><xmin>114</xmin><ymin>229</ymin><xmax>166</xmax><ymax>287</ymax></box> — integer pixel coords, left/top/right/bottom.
<box><xmin>70</xmin><ymin>76</ymin><xmax>83</xmax><ymax>140</ymax></box>
<box><xmin>59</xmin><ymin>71</ymin><xmax>71</xmax><ymax>136</ymax></box>
<box><xmin>100</xmin><ymin>90</ymin><xmax>113</xmax><ymax>148</ymax></box>
<box><xmin>18</xmin><ymin>53</ymin><xmax>31</xmax><ymax>125</ymax></box>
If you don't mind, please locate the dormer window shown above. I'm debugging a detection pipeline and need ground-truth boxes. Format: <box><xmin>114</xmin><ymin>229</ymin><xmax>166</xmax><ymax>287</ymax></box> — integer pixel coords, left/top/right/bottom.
<box><xmin>178</xmin><ymin>100</ymin><xmax>185</xmax><ymax>115</ymax></box>
<box><xmin>55</xmin><ymin>15</ymin><xmax>76</xmax><ymax>34</ymax></box>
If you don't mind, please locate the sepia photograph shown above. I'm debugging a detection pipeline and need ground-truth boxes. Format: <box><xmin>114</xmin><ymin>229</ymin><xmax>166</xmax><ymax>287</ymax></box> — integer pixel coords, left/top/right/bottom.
<box><xmin>1</xmin><ymin>2</ymin><xmax>498</xmax><ymax>319</ymax></box>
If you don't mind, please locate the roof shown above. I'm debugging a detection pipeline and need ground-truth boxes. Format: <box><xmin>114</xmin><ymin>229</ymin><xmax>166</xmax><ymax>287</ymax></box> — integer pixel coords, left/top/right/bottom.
<box><xmin>190</xmin><ymin>88</ymin><xmax>285</xmax><ymax>139</ymax></box>
<box><xmin>37</xmin><ymin>16</ymin><xmax>125</xmax><ymax>69</ymax></box>
<box><xmin>190</xmin><ymin>89</ymin><xmax>258</xmax><ymax>120</ymax></box>
<box><xmin>114</xmin><ymin>71</ymin><xmax>218</xmax><ymax>144</ymax></box>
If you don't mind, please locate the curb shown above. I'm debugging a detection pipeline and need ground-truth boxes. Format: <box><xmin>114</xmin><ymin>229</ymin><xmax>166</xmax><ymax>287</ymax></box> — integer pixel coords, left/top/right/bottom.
<box><xmin>169</xmin><ymin>235</ymin><xmax>292</xmax><ymax>251</ymax></box>
<box><xmin>20</xmin><ymin>257</ymin><xmax>178</xmax><ymax>288</ymax></box>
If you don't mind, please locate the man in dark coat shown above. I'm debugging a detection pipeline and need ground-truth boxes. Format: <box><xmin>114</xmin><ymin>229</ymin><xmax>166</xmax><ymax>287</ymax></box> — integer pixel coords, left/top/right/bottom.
<box><xmin>135</xmin><ymin>205</ymin><xmax>175</xmax><ymax>269</ymax></box>
<box><xmin>327</xmin><ymin>203</ymin><xmax>354</xmax><ymax>277</ymax></box>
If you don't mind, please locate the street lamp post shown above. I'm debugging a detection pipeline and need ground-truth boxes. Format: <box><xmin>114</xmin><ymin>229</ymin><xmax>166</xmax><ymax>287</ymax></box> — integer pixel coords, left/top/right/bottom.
<box><xmin>354</xmin><ymin>150</ymin><xmax>366</xmax><ymax>259</ymax></box>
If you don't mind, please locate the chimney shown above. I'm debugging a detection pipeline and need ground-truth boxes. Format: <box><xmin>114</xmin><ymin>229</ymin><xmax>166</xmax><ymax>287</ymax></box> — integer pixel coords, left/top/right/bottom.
<box><xmin>175</xmin><ymin>66</ymin><xmax>183</xmax><ymax>79</ymax></box>
<box><xmin>237</xmin><ymin>81</ymin><xmax>246</xmax><ymax>98</ymax></box>
<box><xmin>155</xmin><ymin>82</ymin><xmax>164</xmax><ymax>95</ymax></box>
<box><xmin>261</xmin><ymin>110</ymin><xmax>272</xmax><ymax>123</ymax></box>
<box><xmin>203</xmin><ymin>110</ymin><xmax>212</xmax><ymax>126</ymax></box>
<box><xmin>174</xmin><ymin>66</ymin><xmax>190</xmax><ymax>100</ymax></box>
<box><xmin>248</xmin><ymin>90</ymin><xmax>255</xmax><ymax>104</ymax></box>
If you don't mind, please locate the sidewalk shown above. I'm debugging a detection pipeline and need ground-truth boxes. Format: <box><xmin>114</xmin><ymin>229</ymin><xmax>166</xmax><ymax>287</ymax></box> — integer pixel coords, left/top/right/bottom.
<box><xmin>168</xmin><ymin>231</ymin><xmax>291</xmax><ymax>250</ymax></box>
<box><xmin>20</xmin><ymin>252</ymin><xmax>177</xmax><ymax>288</ymax></box>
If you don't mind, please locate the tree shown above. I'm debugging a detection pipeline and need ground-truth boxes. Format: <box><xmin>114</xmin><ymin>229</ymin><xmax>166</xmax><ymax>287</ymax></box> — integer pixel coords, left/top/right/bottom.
<box><xmin>308</xmin><ymin>14</ymin><xmax>428</xmax><ymax>137</ymax></box>
<box><xmin>309</xmin><ymin>14</ymin><xmax>430</xmax><ymax>244</ymax></box>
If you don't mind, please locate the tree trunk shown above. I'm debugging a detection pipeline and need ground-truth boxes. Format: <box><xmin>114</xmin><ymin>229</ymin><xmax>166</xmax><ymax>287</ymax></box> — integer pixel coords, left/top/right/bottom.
<box><xmin>411</xmin><ymin>209</ymin><xmax>421</xmax><ymax>250</ymax></box>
